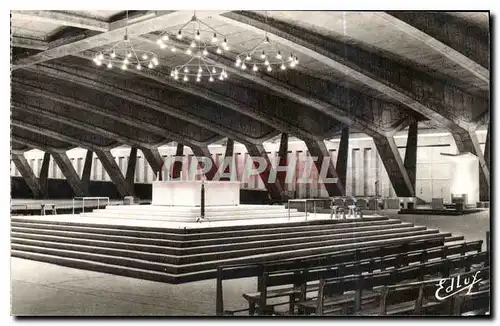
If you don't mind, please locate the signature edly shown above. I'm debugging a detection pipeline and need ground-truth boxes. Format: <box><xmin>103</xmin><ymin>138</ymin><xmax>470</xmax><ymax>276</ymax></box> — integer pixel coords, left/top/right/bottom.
<box><xmin>435</xmin><ymin>271</ymin><xmax>482</xmax><ymax>301</ymax></box>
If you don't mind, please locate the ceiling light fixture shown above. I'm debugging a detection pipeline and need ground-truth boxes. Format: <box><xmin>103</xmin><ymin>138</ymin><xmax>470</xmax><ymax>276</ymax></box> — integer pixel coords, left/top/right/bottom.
<box><xmin>155</xmin><ymin>11</ymin><xmax>229</xmax><ymax>83</ymax></box>
<box><xmin>93</xmin><ymin>11</ymin><xmax>159</xmax><ymax>71</ymax></box>
<box><xmin>235</xmin><ymin>11</ymin><xmax>298</xmax><ymax>74</ymax></box>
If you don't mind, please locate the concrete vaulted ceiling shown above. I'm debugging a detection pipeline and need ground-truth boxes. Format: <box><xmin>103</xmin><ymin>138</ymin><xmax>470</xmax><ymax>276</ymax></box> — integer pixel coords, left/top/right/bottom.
<box><xmin>10</xmin><ymin>10</ymin><xmax>490</xmax><ymax>197</ymax></box>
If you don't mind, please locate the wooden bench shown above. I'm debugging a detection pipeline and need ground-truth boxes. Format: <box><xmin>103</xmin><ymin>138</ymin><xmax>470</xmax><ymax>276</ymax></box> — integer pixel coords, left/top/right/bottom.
<box><xmin>302</xmin><ymin>251</ymin><xmax>487</xmax><ymax>316</ymax></box>
<box><xmin>453</xmin><ymin>288</ymin><xmax>490</xmax><ymax>316</ymax></box>
<box><xmin>238</xmin><ymin>239</ymin><xmax>444</xmax><ymax>315</ymax></box>
<box><xmin>242</xmin><ymin>240</ymin><xmax>482</xmax><ymax>315</ymax></box>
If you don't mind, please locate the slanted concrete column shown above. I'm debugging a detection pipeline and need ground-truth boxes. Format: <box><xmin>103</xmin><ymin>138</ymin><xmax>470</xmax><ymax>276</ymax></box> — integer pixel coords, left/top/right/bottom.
<box><xmin>11</xmin><ymin>152</ymin><xmax>41</xmax><ymax>198</ymax></box>
<box><xmin>81</xmin><ymin>150</ymin><xmax>93</xmax><ymax>192</ymax></box>
<box><xmin>39</xmin><ymin>152</ymin><xmax>51</xmax><ymax>198</ymax></box>
<box><xmin>140</xmin><ymin>147</ymin><xmax>163</xmax><ymax>179</ymax></box>
<box><xmin>480</xmin><ymin>125</ymin><xmax>490</xmax><ymax>201</ymax></box>
<box><xmin>95</xmin><ymin>149</ymin><xmax>134</xmax><ymax>197</ymax></box>
<box><xmin>219</xmin><ymin>139</ymin><xmax>234</xmax><ymax>181</ymax></box>
<box><xmin>126</xmin><ymin>147</ymin><xmax>138</xmax><ymax>188</ymax></box>
<box><xmin>484</xmin><ymin>125</ymin><xmax>490</xmax><ymax>171</ymax></box>
<box><xmin>277</xmin><ymin>133</ymin><xmax>289</xmax><ymax>189</ymax></box>
<box><xmin>373</xmin><ymin>135</ymin><xmax>414</xmax><ymax>197</ymax></box>
<box><xmin>51</xmin><ymin>151</ymin><xmax>87</xmax><ymax>197</ymax></box>
<box><xmin>304</xmin><ymin>139</ymin><xmax>344</xmax><ymax>197</ymax></box>
<box><xmin>191</xmin><ymin>145</ymin><xmax>218</xmax><ymax>181</ymax></box>
<box><xmin>336</xmin><ymin>127</ymin><xmax>349</xmax><ymax>196</ymax></box>
<box><xmin>404</xmin><ymin>122</ymin><xmax>418</xmax><ymax>190</ymax></box>
<box><xmin>172</xmin><ymin>143</ymin><xmax>184</xmax><ymax>179</ymax></box>
<box><xmin>451</xmin><ymin>128</ymin><xmax>489</xmax><ymax>200</ymax></box>
<box><xmin>245</xmin><ymin>143</ymin><xmax>283</xmax><ymax>201</ymax></box>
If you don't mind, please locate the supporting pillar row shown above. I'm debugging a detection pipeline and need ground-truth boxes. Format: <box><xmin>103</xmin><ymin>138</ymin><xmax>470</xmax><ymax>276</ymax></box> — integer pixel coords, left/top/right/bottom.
<box><xmin>404</xmin><ymin>122</ymin><xmax>418</xmax><ymax>191</ymax></box>
<box><xmin>95</xmin><ymin>149</ymin><xmax>134</xmax><ymax>197</ymax></box>
<box><xmin>304</xmin><ymin>139</ymin><xmax>344</xmax><ymax>197</ymax></box>
<box><xmin>39</xmin><ymin>152</ymin><xmax>51</xmax><ymax>199</ymax></box>
<box><xmin>219</xmin><ymin>139</ymin><xmax>234</xmax><ymax>181</ymax></box>
<box><xmin>373</xmin><ymin>136</ymin><xmax>414</xmax><ymax>197</ymax></box>
<box><xmin>276</xmin><ymin>133</ymin><xmax>288</xmax><ymax>189</ymax></box>
<box><xmin>51</xmin><ymin>151</ymin><xmax>88</xmax><ymax>197</ymax></box>
<box><xmin>126</xmin><ymin>147</ymin><xmax>138</xmax><ymax>187</ymax></box>
<box><xmin>11</xmin><ymin>153</ymin><xmax>42</xmax><ymax>198</ymax></box>
<box><xmin>336</xmin><ymin>127</ymin><xmax>349</xmax><ymax>196</ymax></box>
<box><xmin>245</xmin><ymin>143</ymin><xmax>283</xmax><ymax>201</ymax></box>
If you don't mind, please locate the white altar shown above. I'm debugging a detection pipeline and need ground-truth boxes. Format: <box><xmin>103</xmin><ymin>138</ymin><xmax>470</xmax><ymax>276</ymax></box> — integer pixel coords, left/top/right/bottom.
<box><xmin>152</xmin><ymin>181</ymin><xmax>241</xmax><ymax>206</ymax></box>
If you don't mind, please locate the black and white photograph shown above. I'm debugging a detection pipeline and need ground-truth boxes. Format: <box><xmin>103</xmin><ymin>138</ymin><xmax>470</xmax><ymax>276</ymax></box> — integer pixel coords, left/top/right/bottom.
<box><xmin>7</xmin><ymin>5</ymin><xmax>492</xmax><ymax>318</ymax></box>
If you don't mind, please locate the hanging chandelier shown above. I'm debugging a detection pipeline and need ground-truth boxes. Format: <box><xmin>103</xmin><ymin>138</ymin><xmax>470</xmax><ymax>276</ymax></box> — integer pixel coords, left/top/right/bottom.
<box><xmin>235</xmin><ymin>12</ymin><xmax>299</xmax><ymax>73</ymax></box>
<box><xmin>155</xmin><ymin>12</ymin><xmax>229</xmax><ymax>83</ymax></box>
<box><xmin>93</xmin><ymin>11</ymin><xmax>159</xmax><ymax>71</ymax></box>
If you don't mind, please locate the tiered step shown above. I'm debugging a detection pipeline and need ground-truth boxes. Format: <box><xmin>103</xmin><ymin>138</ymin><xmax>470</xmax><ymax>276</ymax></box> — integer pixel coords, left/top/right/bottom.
<box><xmin>11</xmin><ymin>214</ymin><xmax>452</xmax><ymax>284</ymax></box>
<box><xmin>81</xmin><ymin>204</ymin><xmax>303</xmax><ymax>222</ymax></box>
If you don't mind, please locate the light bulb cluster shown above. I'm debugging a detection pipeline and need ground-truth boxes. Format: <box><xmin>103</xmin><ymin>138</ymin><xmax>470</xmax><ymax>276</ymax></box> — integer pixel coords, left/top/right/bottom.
<box><xmin>156</xmin><ymin>31</ymin><xmax>229</xmax><ymax>56</ymax></box>
<box><xmin>155</xmin><ymin>13</ymin><xmax>229</xmax><ymax>58</ymax></box>
<box><xmin>235</xmin><ymin>36</ymin><xmax>299</xmax><ymax>74</ymax></box>
<box><xmin>170</xmin><ymin>60</ymin><xmax>228</xmax><ymax>83</ymax></box>
<box><xmin>93</xmin><ymin>36</ymin><xmax>159</xmax><ymax>71</ymax></box>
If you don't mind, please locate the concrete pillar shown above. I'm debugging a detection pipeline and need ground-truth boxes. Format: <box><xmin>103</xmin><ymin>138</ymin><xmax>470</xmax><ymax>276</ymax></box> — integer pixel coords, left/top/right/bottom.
<box><xmin>245</xmin><ymin>143</ymin><xmax>283</xmax><ymax>201</ymax></box>
<box><xmin>126</xmin><ymin>147</ymin><xmax>138</xmax><ymax>187</ymax></box>
<box><xmin>363</xmin><ymin>148</ymin><xmax>370</xmax><ymax>196</ymax></box>
<box><xmin>404</xmin><ymin>122</ymin><xmax>418</xmax><ymax>191</ymax></box>
<box><xmin>219</xmin><ymin>139</ymin><xmax>234</xmax><ymax>181</ymax></box>
<box><xmin>191</xmin><ymin>145</ymin><xmax>218</xmax><ymax>181</ymax></box>
<box><xmin>39</xmin><ymin>152</ymin><xmax>51</xmax><ymax>198</ymax></box>
<box><xmin>351</xmin><ymin>148</ymin><xmax>358</xmax><ymax>196</ymax></box>
<box><xmin>11</xmin><ymin>153</ymin><xmax>41</xmax><ymax>198</ymax></box>
<box><xmin>172</xmin><ymin>143</ymin><xmax>184</xmax><ymax>179</ymax></box>
<box><xmin>336</xmin><ymin>127</ymin><xmax>349</xmax><ymax>196</ymax></box>
<box><xmin>95</xmin><ymin>149</ymin><xmax>134</xmax><ymax>197</ymax></box>
<box><xmin>373</xmin><ymin>135</ymin><xmax>414</xmax><ymax>197</ymax></box>
<box><xmin>81</xmin><ymin>150</ymin><xmax>93</xmax><ymax>192</ymax></box>
<box><xmin>51</xmin><ymin>151</ymin><xmax>87</xmax><ymax>197</ymax></box>
<box><xmin>480</xmin><ymin>125</ymin><xmax>490</xmax><ymax>201</ymax></box>
<box><xmin>141</xmin><ymin>147</ymin><xmax>163</xmax><ymax>179</ymax></box>
<box><xmin>304</xmin><ymin>139</ymin><xmax>344</xmax><ymax>197</ymax></box>
<box><xmin>277</xmin><ymin>133</ymin><xmax>289</xmax><ymax>189</ymax></box>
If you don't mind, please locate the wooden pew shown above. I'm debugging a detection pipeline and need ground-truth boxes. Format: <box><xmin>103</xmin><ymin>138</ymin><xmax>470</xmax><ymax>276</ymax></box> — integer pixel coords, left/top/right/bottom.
<box><xmin>453</xmin><ymin>289</ymin><xmax>490</xmax><ymax>316</ymax></box>
<box><xmin>370</xmin><ymin>267</ymin><xmax>490</xmax><ymax>316</ymax></box>
<box><xmin>242</xmin><ymin>240</ymin><xmax>482</xmax><ymax>315</ymax></box>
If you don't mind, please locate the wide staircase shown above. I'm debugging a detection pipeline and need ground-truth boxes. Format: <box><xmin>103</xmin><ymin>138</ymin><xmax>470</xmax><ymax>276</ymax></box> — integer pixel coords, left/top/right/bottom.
<box><xmin>11</xmin><ymin>214</ymin><xmax>457</xmax><ymax>284</ymax></box>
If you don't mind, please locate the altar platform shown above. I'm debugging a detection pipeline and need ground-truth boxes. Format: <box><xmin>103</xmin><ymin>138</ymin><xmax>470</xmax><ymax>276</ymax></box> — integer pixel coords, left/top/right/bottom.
<box><xmin>11</xmin><ymin>208</ymin><xmax>372</xmax><ymax>229</ymax></box>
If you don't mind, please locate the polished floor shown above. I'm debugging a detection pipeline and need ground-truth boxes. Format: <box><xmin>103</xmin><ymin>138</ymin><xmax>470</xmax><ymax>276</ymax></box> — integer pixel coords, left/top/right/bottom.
<box><xmin>10</xmin><ymin>209</ymin><xmax>490</xmax><ymax>316</ymax></box>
